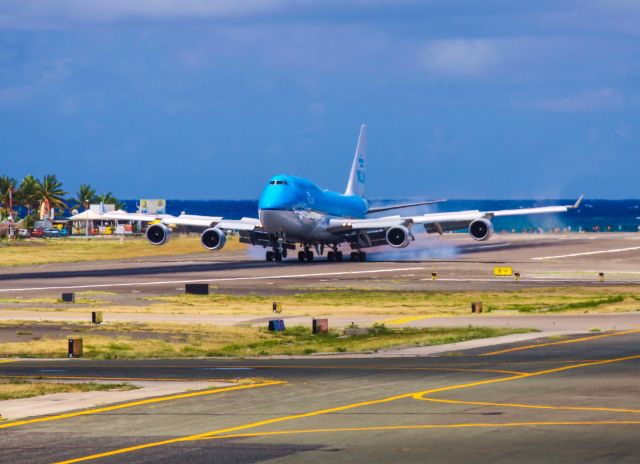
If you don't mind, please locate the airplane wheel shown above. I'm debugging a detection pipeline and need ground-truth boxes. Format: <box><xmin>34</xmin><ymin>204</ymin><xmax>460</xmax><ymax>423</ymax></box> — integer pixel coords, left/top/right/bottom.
<box><xmin>266</xmin><ymin>251</ymin><xmax>275</xmax><ymax>262</ymax></box>
<box><xmin>327</xmin><ymin>251</ymin><xmax>335</xmax><ymax>262</ymax></box>
<box><xmin>298</xmin><ymin>251</ymin><xmax>306</xmax><ymax>262</ymax></box>
<box><xmin>282</xmin><ymin>249</ymin><xmax>288</xmax><ymax>258</ymax></box>
<box><xmin>350</xmin><ymin>252</ymin><xmax>358</xmax><ymax>261</ymax></box>
<box><xmin>275</xmin><ymin>251</ymin><xmax>283</xmax><ymax>262</ymax></box>
<box><xmin>358</xmin><ymin>252</ymin><xmax>367</xmax><ymax>262</ymax></box>
<box><xmin>336</xmin><ymin>251</ymin><xmax>343</xmax><ymax>262</ymax></box>
<box><xmin>305</xmin><ymin>250</ymin><xmax>314</xmax><ymax>261</ymax></box>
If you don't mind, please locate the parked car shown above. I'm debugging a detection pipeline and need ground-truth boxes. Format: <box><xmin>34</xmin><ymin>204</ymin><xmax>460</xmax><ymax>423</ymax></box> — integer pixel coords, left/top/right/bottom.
<box><xmin>18</xmin><ymin>229</ymin><xmax>30</xmax><ymax>238</ymax></box>
<box><xmin>30</xmin><ymin>228</ymin><xmax>45</xmax><ymax>238</ymax></box>
<box><xmin>43</xmin><ymin>227</ymin><xmax>61</xmax><ymax>238</ymax></box>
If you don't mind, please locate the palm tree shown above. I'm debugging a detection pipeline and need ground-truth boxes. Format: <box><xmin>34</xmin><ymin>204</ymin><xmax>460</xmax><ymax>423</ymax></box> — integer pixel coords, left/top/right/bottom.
<box><xmin>73</xmin><ymin>184</ymin><xmax>98</xmax><ymax>210</ymax></box>
<box><xmin>16</xmin><ymin>175</ymin><xmax>40</xmax><ymax>216</ymax></box>
<box><xmin>0</xmin><ymin>175</ymin><xmax>17</xmax><ymax>219</ymax></box>
<box><xmin>37</xmin><ymin>174</ymin><xmax>67</xmax><ymax>211</ymax></box>
<box><xmin>98</xmin><ymin>192</ymin><xmax>125</xmax><ymax>210</ymax></box>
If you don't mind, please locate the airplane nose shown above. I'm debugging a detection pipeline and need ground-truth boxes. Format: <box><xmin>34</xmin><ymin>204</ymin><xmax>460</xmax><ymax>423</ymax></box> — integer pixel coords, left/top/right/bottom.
<box><xmin>259</xmin><ymin>184</ymin><xmax>301</xmax><ymax>210</ymax></box>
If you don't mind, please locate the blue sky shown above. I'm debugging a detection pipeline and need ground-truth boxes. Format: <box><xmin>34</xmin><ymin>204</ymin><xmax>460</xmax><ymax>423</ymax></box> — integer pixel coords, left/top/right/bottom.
<box><xmin>1</xmin><ymin>1</ymin><xmax>638</xmax><ymax>199</ymax></box>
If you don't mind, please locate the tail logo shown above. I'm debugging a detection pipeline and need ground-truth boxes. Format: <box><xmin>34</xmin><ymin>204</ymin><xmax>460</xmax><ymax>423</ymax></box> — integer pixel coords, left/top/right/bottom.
<box><xmin>357</xmin><ymin>155</ymin><xmax>365</xmax><ymax>182</ymax></box>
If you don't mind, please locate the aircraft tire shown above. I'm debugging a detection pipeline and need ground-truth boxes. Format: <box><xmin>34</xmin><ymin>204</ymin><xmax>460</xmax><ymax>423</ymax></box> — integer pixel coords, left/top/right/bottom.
<box><xmin>358</xmin><ymin>252</ymin><xmax>367</xmax><ymax>262</ymax></box>
<box><xmin>298</xmin><ymin>251</ymin><xmax>306</xmax><ymax>262</ymax></box>
<box><xmin>275</xmin><ymin>251</ymin><xmax>283</xmax><ymax>262</ymax></box>
<box><xmin>266</xmin><ymin>251</ymin><xmax>275</xmax><ymax>262</ymax></box>
<box><xmin>327</xmin><ymin>251</ymin><xmax>335</xmax><ymax>261</ymax></box>
<box><xmin>305</xmin><ymin>250</ymin><xmax>314</xmax><ymax>261</ymax></box>
<box><xmin>336</xmin><ymin>251</ymin><xmax>343</xmax><ymax>262</ymax></box>
<box><xmin>350</xmin><ymin>252</ymin><xmax>358</xmax><ymax>261</ymax></box>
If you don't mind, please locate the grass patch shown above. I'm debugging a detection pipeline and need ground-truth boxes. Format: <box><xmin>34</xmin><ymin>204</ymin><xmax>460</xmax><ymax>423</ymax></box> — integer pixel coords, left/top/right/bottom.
<box><xmin>0</xmin><ymin>323</ymin><xmax>533</xmax><ymax>359</ymax></box>
<box><xmin>0</xmin><ymin>235</ymin><xmax>245</xmax><ymax>267</ymax></box>
<box><xmin>0</xmin><ymin>380</ymin><xmax>136</xmax><ymax>401</ymax></box>
<box><xmin>139</xmin><ymin>287</ymin><xmax>640</xmax><ymax>316</ymax></box>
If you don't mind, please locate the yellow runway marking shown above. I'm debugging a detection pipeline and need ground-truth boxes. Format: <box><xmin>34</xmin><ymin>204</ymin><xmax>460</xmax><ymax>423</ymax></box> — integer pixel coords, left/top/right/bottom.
<box><xmin>417</xmin><ymin>397</ymin><xmax>640</xmax><ymax>414</ymax></box>
<box><xmin>193</xmin><ymin>420</ymin><xmax>640</xmax><ymax>441</ymax></box>
<box><xmin>479</xmin><ymin>329</ymin><xmax>640</xmax><ymax>356</ymax></box>
<box><xmin>55</xmin><ymin>353</ymin><xmax>640</xmax><ymax>464</ymax></box>
<box><xmin>0</xmin><ymin>380</ymin><xmax>284</xmax><ymax>430</ymax></box>
<box><xmin>0</xmin><ymin>360</ymin><xmax>17</xmax><ymax>364</ymax></box>
<box><xmin>377</xmin><ymin>315</ymin><xmax>433</xmax><ymax>326</ymax></box>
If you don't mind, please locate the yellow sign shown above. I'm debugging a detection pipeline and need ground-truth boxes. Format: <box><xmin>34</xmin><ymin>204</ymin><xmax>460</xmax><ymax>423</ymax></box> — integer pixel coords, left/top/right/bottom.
<box><xmin>494</xmin><ymin>266</ymin><xmax>513</xmax><ymax>276</ymax></box>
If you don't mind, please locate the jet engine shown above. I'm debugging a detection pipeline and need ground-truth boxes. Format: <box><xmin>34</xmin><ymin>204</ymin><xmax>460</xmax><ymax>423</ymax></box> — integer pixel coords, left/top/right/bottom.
<box><xmin>146</xmin><ymin>223</ymin><xmax>170</xmax><ymax>246</ymax></box>
<box><xmin>386</xmin><ymin>226</ymin><xmax>411</xmax><ymax>248</ymax></box>
<box><xmin>469</xmin><ymin>218</ymin><xmax>494</xmax><ymax>241</ymax></box>
<box><xmin>200</xmin><ymin>227</ymin><xmax>227</xmax><ymax>251</ymax></box>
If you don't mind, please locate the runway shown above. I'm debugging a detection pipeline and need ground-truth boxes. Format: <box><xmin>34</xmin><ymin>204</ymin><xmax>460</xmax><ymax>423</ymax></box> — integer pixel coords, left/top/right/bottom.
<box><xmin>1</xmin><ymin>234</ymin><xmax>639</xmax><ymax>297</ymax></box>
<box><xmin>2</xmin><ymin>330</ymin><xmax>640</xmax><ymax>463</ymax></box>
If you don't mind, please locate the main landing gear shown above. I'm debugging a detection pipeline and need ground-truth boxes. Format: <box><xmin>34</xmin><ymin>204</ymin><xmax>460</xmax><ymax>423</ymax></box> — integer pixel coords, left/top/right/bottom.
<box><xmin>327</xmin><ymin>250</ymin><xmax>343</xmax><ymax>262</ymax></box>
<box><xmin>350</xmin><ymin>251</ymin><xmax>367</xmax><ymax>262</ymax></box>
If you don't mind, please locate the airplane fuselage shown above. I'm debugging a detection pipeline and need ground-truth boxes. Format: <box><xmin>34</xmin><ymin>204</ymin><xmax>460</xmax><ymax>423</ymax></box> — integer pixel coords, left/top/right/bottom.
<box><xmin>258</xmin><ymin>174</ymin><xmax>367</xmax><ymax>242</ymax></box>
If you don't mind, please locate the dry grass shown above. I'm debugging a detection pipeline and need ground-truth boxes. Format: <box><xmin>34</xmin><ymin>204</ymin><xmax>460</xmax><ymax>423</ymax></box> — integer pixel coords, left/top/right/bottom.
<box><xmin>3</xmin><ymin>287</ymin><xmax>638</xmax><ymax>317</ymax></box>
<box><xmin>123</xmin><ymin>286</ymin><xmax>640</xmax><ymax>316</ymax></box>
<box><xmin>0</xmin><ymin>322</ymin><xmax>530</xmax><ymax>359</ymax></box>
<box><xmin>0</xmin><ymin>380</ymin><xmax>136</xmax><ymax>401</ymax></box>
<box><xmin>0</xmin><ymin>235</ymin><xmax>245</xmax><ymax>267</ymax></box>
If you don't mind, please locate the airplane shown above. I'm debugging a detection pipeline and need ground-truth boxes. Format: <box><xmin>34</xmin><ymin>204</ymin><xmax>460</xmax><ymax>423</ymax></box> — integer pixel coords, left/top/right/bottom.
<box><xmin>105</xmin><ymin>125</ymin><xmax>583</xmax><ymax>262</ymax></box>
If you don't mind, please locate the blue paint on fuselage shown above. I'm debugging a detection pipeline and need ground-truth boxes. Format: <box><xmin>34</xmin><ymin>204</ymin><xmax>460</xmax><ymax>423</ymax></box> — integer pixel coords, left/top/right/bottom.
<box><xmin>258</xmin><ymin>174</ymin><xmax>368</xmax><ymax>219</ymax></box>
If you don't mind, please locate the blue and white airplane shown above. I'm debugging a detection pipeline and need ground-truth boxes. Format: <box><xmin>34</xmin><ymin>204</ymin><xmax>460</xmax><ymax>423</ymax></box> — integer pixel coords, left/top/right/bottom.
<box><xmin>109</xmin><ymin>125</ymin><xmax>582</xmax><ymax>262</ymax></box>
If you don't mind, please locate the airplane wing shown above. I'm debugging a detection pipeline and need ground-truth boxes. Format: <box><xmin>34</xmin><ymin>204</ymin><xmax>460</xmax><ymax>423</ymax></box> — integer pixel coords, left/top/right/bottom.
<box><xmin>328</xmin><ymin>196</ymin><xmax>583</xmax><ymax>247</ymax></box>
<box><xmin>103</xmin><ymin>212</ymin><xmax>260</xmax><ymax>232</ymax></box>
<box><xmin>366</xmin><ymin>199</ymin><xmax>446</xmax><ymax>214</ymax></box>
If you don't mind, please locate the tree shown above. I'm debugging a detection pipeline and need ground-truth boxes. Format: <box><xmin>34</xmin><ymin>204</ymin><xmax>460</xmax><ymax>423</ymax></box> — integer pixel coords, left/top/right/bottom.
<box><xmin>36</xmin><ymin>174</ymin><xmax>67</xmax><ymax>211</ymax></box>
<box><xmin>16</xmin><ymin>175</ymin><xmax>40</xmax><ymax>216</ymax></box>
<box><xmin>73</xmin><ymin>184</ymin><xmax>98</xmax><ymax>210</ymax></box>
<box><xmin>0</xmin><ymin>175</ymin><xmax>17</xmax><ymax>219</ymax></box>
<box><xmin>97</xmin><ymin>192</ymin><xmax>125</xmax><ymax>210</ymax></box>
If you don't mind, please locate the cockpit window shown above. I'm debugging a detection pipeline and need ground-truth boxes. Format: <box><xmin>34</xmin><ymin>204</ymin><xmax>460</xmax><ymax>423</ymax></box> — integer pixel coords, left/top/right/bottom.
<box><xmin>269</xmin><ymin>180</ymin><xmax>289</xmax><ymax>185</ymax></box>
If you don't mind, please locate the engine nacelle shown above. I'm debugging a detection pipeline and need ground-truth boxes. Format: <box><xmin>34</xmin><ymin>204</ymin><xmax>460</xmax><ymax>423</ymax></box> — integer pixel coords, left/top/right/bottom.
<box><xmin>386</xmin><ymin>226</ymin><xmax>411</xmax><ymax>248</ymax></box>
<box><xmin>469</xmin><ymin>218</ymin><xmax>494</xmax><ymax>241</ymax></box>
<box><xmin>200</xmin><ymin>227</ymin><xmax>227</xmax><ymax>251</ymax></box>
<box><xmin>146</xmin><ymin>223</ymin><xmax>170</xmax><ymax>246</ymax></box>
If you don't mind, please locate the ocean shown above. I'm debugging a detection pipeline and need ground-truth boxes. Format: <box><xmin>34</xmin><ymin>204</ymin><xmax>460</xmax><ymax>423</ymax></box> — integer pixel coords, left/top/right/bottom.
<box><xmin>120</xmin><ymin>199</ymin><xmax>640</xmax><ymax>233</ymax></box>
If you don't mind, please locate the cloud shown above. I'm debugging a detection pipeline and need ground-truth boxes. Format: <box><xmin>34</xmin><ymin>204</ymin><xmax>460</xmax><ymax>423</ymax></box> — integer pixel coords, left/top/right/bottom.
<box><xmin>420</xmin><ymin>39</ymin><xmax>502</xmax><ymax>77</ymax></box>
<box><xmin>534</xmin><ymin>88</ymin><xmax>622</xmax><ymax>112</ymax></box>
<box><xmin>0</xmin><ymin>0</ymin><xmax>286</xmax><ymax>28</ymax></box>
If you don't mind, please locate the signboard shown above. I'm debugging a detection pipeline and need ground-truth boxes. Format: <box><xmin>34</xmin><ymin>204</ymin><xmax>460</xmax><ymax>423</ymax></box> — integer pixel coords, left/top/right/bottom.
<box><xmin>139</xmin><ymin>199</ymin><xmax>166</xmax><ymax>215</ymax></box>
<box><xmin>493</xmin><ymin>266</ymin><xmax>513</xmax><ymax>276</ymax></box>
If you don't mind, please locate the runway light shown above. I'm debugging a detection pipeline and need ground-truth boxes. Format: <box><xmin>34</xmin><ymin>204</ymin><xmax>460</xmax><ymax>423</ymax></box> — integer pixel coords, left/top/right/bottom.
<box><xmin>272</xmin><ymin>302</ymin><xmax>283</xmax><ymax>314</ymax></box>
<box><xmin>471</xmin><ymin>301</ymin><xmax>483</xmax><ymax>314</ymax></box>
<box><xmin>185</xmin><ymin>284</ymin><xmax>209</xmax><ymax>295</ymax></box>
<box><xmin>514</xmin><ymin>272</ymin><xmax>521</xmax><ymax>281</ymax></box>
<box><xmin>431</xmin><ymin>272</ymin><xmax>438</xmax><ymax>280</ymax></box>
<box><xmin>599</xmin><ymin>272</ymin><xmax>605</xmax><ymax>282</ymax></box>
<box><xmin>312</xmin><ymin>318</ymin><xmax>329</xmax><ymax>334</ymax></box>
<box><xmin>68</xmin><ymin>338</ymin><xmax>83</xmax><ymax>358</ymax></box>
<box><xmin>91</xmin><ymin>311</ymin><xmax>103</xmax><ymax>324</ymax></box>
<box><xmin>268</xmin><ymin>319</ymin><xmax>286</xmax><ymax>331</ymax></box>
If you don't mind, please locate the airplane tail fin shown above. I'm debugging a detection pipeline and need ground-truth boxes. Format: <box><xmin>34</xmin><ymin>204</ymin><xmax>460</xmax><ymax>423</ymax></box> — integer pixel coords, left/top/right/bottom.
<box><xmin>345</xmin><ymin>124</ymin><xmax>367</xmax><ymax>197</ymax></box>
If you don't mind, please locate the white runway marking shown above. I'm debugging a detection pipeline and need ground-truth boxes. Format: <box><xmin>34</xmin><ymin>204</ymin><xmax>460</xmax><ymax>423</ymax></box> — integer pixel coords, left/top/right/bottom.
<box><xmin>420</xmin><ymin>277</ymin><xmax>639</xmax><ymax>284</ymax></box>
<box><xmin>0</xmin><ymin>267</ymin><xmax>426</xmax><ymax>293</ymax></box>
<box><xmin>532</xmin><ymin>246</ymin><xmax>640</xmax><ymax>260</ymax></box>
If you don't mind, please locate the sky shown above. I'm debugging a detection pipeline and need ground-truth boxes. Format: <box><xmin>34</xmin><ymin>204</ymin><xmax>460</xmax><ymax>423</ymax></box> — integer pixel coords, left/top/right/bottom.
<box><xmin>0</xmin><ymin>0</ymin><xmax>638</xmax><ymax>200</ymax></box>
